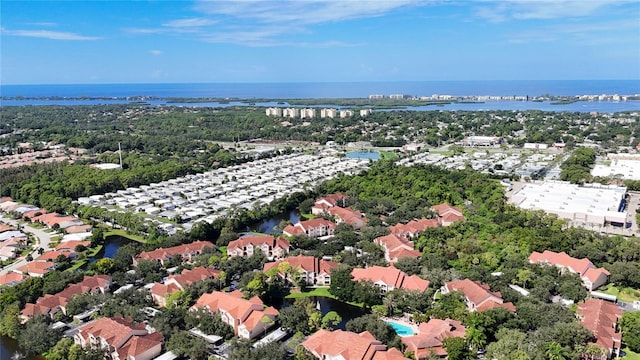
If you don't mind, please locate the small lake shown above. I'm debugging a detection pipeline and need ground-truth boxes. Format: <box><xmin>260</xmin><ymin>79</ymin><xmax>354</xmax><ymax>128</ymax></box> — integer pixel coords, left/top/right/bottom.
<box><xmin>346</xmin><ymin>151</ymin><xmax>380</xmax><ymax>160</ymax></box>
<box><xmin>0</xmin><ymin>334</ymin><xmax>45</xmax><ymax>360</ymax></box>
<box><xmin>89</xmin><ymin>235</ymin><xmax>134</xmax><ymax>262</ymax></box>
<box><xmin>247</xmin><ymin>210</ymin><xmax>300</xmax><ymax>234</ymax></box>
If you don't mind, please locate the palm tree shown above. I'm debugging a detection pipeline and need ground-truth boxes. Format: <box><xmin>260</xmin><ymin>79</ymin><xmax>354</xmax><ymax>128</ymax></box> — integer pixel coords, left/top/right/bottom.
<box><xmin>466</xmin><ymin>325</ymin><xmax>487</xmax><ymax>352</ymax></box>
<box><xmin>545</xmin><ymin>341</ymin><xmax>569</xmax><ymax>360</ymax></box>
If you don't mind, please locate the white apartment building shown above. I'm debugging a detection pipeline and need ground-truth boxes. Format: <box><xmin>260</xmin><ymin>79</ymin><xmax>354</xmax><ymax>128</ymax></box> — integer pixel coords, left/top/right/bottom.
<box><xmin>320</xmin><ymin>108</ymin><xmax>337</xmax><ymax>118</ymax></box>
<box><xmin>283</xmin><ymin>108</ymin><xmax>300</xmax><ymax>118</ymax></box>
<box><xmin>300</xmin><ymin>108</ymin><xmax>316</xmax><ymax>119</ymax></box>
<box><xmin>339</xmin><ymin>110</ymin><xmax>354</xmax><ymax>118</ymax></box>
<box><xmin>265</xmin><ymin>107</ymin><xmax>282</xmax><ymax>117</ymax></box>
<box><xmin>360</xmin><ymin>109</ymin><xmax>373</xmax><ymax>117</ymax></box>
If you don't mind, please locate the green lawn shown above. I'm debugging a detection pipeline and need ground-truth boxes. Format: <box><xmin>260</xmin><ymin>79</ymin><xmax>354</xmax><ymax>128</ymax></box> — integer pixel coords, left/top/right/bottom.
<box><xmin>379</xmin><ymin>151</ymin><xmax>399</xmax><ymax>160</ymax></box>
<box><xmin>104</xmin><ymin>229</ymin><xmax>146</xmax><ymax>243</ymax></box>
<box><xmin>599</xmin><ymin>285</ymin><xmax>640</xmax><ymax>302</ymax></box>
<box><xmin>285</xmin><ymin>287</ymin><xmax>336</xmax><ymax>299</ymax></box>
<box><xmin>623</xmin><ymin>348</ymin><xmax>640</xmax><ymax>360</ymax></box>
<box><xmin>300</xmin><ymin>213</ymin><xmax>315</xmax><ymax>220</ymax></box>
<box><xmin>285</xmin><ymin>287</ymin><xmax>365</xmax><ymax>308</ymax></box>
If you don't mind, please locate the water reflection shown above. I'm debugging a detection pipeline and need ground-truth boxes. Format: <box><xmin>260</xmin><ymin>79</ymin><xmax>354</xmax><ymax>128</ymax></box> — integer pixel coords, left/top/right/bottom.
<box><xmin>249</xmin><ymin>210</ymin><xmax>300</xmax><ymax>234</ymax></box>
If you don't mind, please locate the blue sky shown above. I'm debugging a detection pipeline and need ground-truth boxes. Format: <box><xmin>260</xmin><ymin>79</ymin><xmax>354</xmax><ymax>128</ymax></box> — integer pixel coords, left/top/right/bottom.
<box><xmin>1</xmin><ymin>0</ymin><xmax>639</xmax><ymax>84</ymax></box>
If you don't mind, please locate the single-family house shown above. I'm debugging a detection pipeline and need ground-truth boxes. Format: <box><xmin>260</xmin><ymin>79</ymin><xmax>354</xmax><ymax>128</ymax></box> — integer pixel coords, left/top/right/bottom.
<box><xmin>373</xmin><ymin>233</ymin><xmax>421</xmax><ymax>263</ymax></box>
<box><xmin>263</xmin><ymin>255</ymin><xmax>338</xmax><ymax>286</ymax></box>
<box><xmin>528</xmin><ymin>250</ymin><xmax>610</xmax><ymax>291</ymax></box>
<box><xmin>0</xmin><ymin>272</ymin><xmax>29</xmax><ymax>288</ymax></box>
<box><xmin>302</xmin><ymin>329</ymin><xmax>406</xmax><ymax>360</ymax></box>
<box><xmin>150</xmin><ymin>266</ymin><xmax>220</xmax><ymax>307</ymax></box>
<box><xmin>226</xmin><ymin>235</ymin><xmax>290</xmax><ymax>260</ymax></box>
<box><xmin>577</xmin><ymin>299</ymin><xmax>622</xmax><ymax>359</ymax></box>
<box><xmin>282</xmin><ymin>218</ymin><xmax>337</xmax><ymax>238</ymax></box>
<box><xmin>74</xmin><ymin>315</ymin><xmax>164</xmax><ymax>360</ymax></box>
<box><xmin>133</xmin><ymin>240</ymin><xmax>215</xmax><ymax>266</ymax></box>
<box><xmin>402</xmin><ymin>318</ymin><xmax>467</xmax><ymax>359</ymax></box>
<box><xmin>351</xmin><ymin>266</ymin><xmax>430</xmax><ymax>293</ymax></box>
<box><xmin>441</xmin><ymin>279</ymin><xmax>516</xmax><ymax>312</ymax></box>
<box><xmin>190</xmin><ymin>290</ymin><xmax>279</xmax><ymax>340</ymax></box>
<box><xmin>16</xmin><ymin>261</ymin><xmax>56</xmax><ymax>277</ymax></box>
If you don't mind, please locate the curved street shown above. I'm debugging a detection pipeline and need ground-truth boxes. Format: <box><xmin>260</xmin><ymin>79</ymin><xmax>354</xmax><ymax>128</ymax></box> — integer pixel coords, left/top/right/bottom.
<box><xmin>0</xmin><ymin>217</ymin><xmax>54</xmax><ymax>275</ymax></box>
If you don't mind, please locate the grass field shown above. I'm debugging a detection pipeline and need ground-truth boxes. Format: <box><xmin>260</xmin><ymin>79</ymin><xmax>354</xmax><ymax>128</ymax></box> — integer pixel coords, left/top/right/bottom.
<box><xmin>599</xmin><ymin>285</ymin><xmax>640</xmax><ymax>302</ymax></box>
<box><xmin>104</xmin><ymin>229</ymin><xmax>146</xmax><ymax>243</ymax></box>
<box><xmin>379</xmin><ymin>151</ymin><xmax>399</xmax><ymax>160</ymax></box>
<box><xmin>285</xmin><ymin>287</ymin><xmax>364</xmax><ymax>308</ymax></box>
<box><xmin>623</xmin><ymin>348</ymin><xmax>640</xmax><ymax>360</ymax></box>
<box><xmin>285</xmin><ymin>287</ymin><xmax>336</xmax><ymax>299</ymax></box>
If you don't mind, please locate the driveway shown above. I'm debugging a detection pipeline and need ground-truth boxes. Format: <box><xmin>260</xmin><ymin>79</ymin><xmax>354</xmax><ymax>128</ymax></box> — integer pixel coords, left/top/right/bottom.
<box><xmin>0</xmin><ymin>217</ymin><xmax>54</xmax><ymax>275</ymax></box>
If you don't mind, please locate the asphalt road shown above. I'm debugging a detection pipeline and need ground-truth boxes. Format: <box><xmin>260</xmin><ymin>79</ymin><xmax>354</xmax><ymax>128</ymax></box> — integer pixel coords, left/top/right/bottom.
<box><xmin>0</xmin><ymin>217</ymin><xmax>54</xmax><ymax>275</ymax></box>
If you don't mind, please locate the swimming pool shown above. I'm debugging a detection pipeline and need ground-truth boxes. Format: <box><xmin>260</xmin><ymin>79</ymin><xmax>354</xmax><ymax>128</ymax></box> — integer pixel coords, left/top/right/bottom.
<box><xmin>386</xmin><ymin>321</ymin><xmax>416</xmax><ymax>337</ymax></box>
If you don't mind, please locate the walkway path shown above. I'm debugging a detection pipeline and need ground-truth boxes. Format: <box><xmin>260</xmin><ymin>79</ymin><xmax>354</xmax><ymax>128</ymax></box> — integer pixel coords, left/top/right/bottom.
<box><xmin>0</xmin><ymin>217</ymin><xmax>55</xmax><ymax>275</ymax></box>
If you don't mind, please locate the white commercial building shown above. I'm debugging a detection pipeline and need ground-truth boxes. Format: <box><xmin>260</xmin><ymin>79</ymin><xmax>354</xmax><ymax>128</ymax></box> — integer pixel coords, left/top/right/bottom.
<box><xmin>510</xmin><ymin>181</ymin><xmax>629</xmax><ymax>227</ymax></box>
<box><xmin>591</xmin><ymin>154</ymin><xmax>640</xmax><ymax>180</ymax></box>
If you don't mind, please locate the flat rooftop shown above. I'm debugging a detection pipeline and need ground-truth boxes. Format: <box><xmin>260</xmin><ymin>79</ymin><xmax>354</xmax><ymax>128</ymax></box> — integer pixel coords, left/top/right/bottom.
<box><xmin>510</xmin><ymin>181</ymin><xmax>628</xmax><ymax>224</ymax></box>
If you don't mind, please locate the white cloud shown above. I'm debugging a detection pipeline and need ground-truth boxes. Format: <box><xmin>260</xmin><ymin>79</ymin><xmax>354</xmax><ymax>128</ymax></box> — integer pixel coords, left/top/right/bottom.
<box><xmin>475</xmin><ymin>0</ymin><xmax>637</xmax><ymax>22</ymax></box>
<box><xmin>2</xmin><ymin>28</ymin><xmax>100</xmax><ymax>40</ymax></box>
<box><xmin>150</xmin><ymin>50</ymin><xmax>163</xmax><ymax>56</ymax></box>
<box><xmin>163</xmin><ymin>17</ymin><xmax>216</xmax><ymax>28</ymax></box>
<box><xmin>505</xmin><ymin>18</ymin><xmax>639</xmax><ymax>44</ymax></box>
<box><xmin>194</xmin><ymin>0</ymin><xmax>422</xmax><ymax>24</ymax></box>
<box><xmin>126</xmin><ymin>0</ymin><xmax>428</xmax><ymax>47</ymax></box>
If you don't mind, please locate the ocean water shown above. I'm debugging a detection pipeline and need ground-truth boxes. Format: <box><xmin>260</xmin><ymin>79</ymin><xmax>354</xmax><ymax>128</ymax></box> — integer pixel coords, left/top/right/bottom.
<box><xmin>1</xmin><ymin>80</ymin><xmax>639</xmax><ymax>99</ymax></box>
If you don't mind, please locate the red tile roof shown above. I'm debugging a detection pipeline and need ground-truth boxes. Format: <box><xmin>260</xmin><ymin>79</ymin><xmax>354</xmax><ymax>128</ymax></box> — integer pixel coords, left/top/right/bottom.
<box><xmin>55</xmin><ymin>241</ymin><xmax>91</xmax><ymax>252</ymax></box>
<box><xmin>390</xmin><ymin>218</ymin><xmax>439</xmax><ymax>237</ymax></box>
<box><xmin>315</xmin><ymin>193</ymin><xmax>348</xmax><ymax>207</ymax></box>
<box><xmin>374</xmin><ymin>233</ymin><xmax>421</xmax><ymax>262</ymax></box>
<box><xmin>65</xmin><ymin>224</ymin><xmax>93</xmax><ymax>234</ymax></box>
<box><xmin>0</xmin><ymin>224</ymin><xmax>15</xmax><ymax>233</ymax></box>
<box><xmin>21</xmin><ymin>275</ymin><xmax>111</xmax><ymax>318</ymax></box>
<box><xmin>16</xmin><ymin>261</ymin><xmax>55</xmax><ymax>276</ymax></box>
<box><xmin>76</xmin><ymin>315</ymin><xmax>162</xmax><ymax>359</ymax></box>
<box><xmin>151</xmin><ymin>266</ymin><xmax>220</xmax><ymax>302</ymax></box>
<box><xmin>135</xmin><ymin>240</ymin><xmax>215</xmax><ymax>264</ymax></box>
<box><xmin>283</xmin><ymin>218</ymin><xmax>336</xmax><ymax>237</ymax></box>
<box><xmin>528</xmin><ymin>250</ymin><xmax>594</xmax><ymax>276</ymax></box>
<box><xmin>302</xmin><ymin>329</ymin><xmax>405</xmax><ymax>360</ymax></box>
<box><xmin>402</xmin><ymin>318</ymin><xmax>466</xmax><ymax>358</ymax></box>
<box><xmin>263</xmin><ymin>255</ymin><xmax>338</xmax><ymax>276</ymax></box>
<box><xmin>578</xmin><ymin>299</ymin><xmax>622</xmax><ymax>355</ymax></box>
<box><xmin>328</xmin><ymin>206</ymin><xmax>368</xmax><ymax>226</ymax></box>
<box><xmin>190</xmin><ymin>290</ymin><xmax>278</xmax><ymax>335</ymax></box>
<box><xmin>227</xmin><ymin>235</ymin><xmax>289</xmax><ymax>252</ymax></box>
<box><xmin>0</xmin><ymin>272</ymin><xmax>28</xmax><ymax>287</ymax></box>
<box><xmin>351</xmin><ymin>266</ymin><xmax>429</xmax><ymax>292</ymax></box>
<box><xmin>37</xmin><ymin>251</ymin><xmax>71</xmax><ymax>262</ymax></box>
<box><xmin>443</xmin><ymin>279</ymin><xmax>515</xmax><ymax>312</ymax></box>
